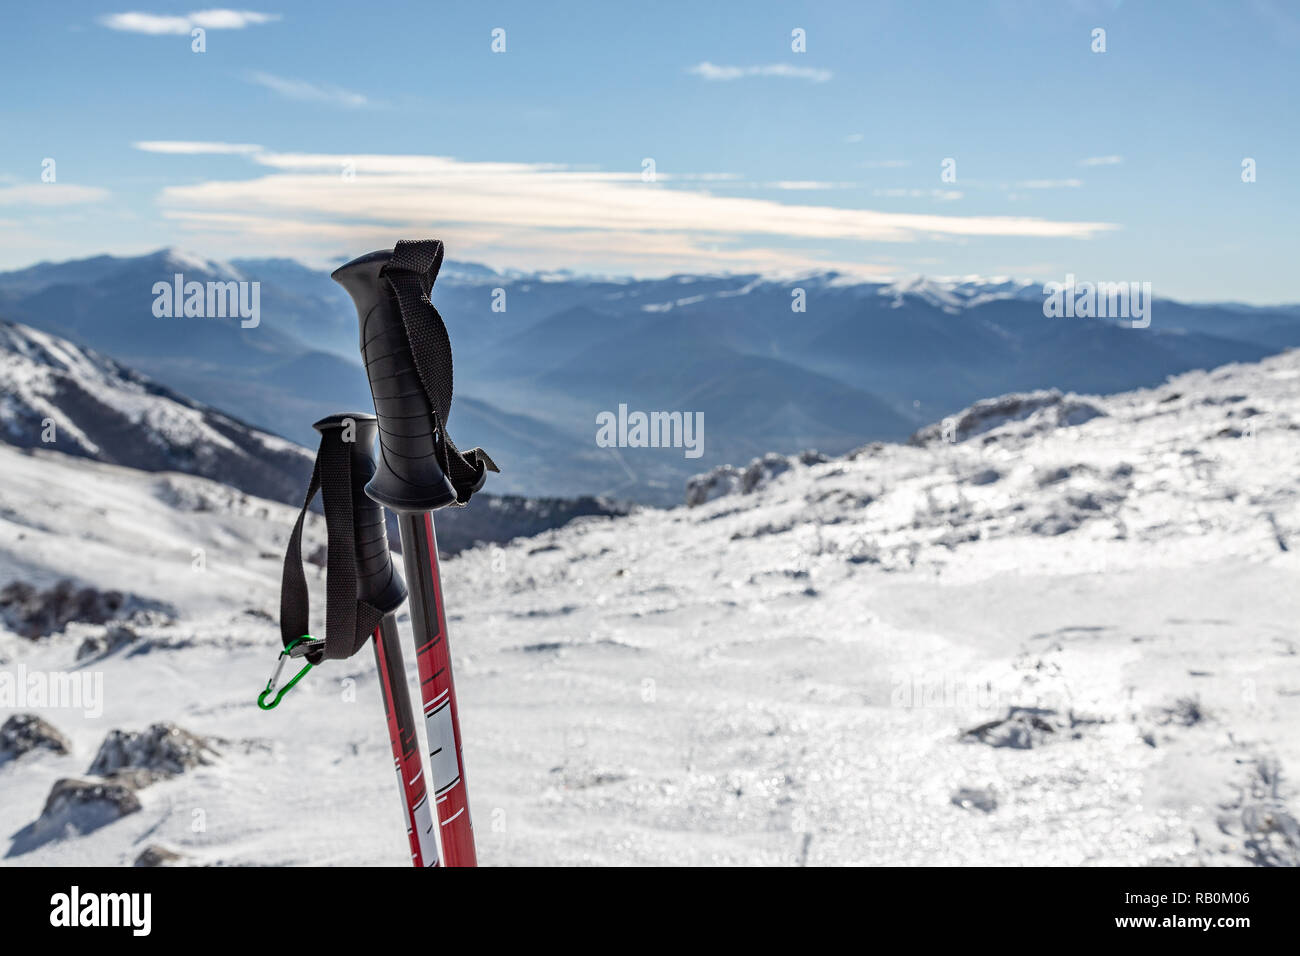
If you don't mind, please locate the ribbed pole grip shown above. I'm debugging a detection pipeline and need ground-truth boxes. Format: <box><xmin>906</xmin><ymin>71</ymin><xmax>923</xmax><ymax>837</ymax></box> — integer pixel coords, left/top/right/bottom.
<box><xmin>331</xmin><ymin>250</ymin><xmax>458</xmax><ymax>513</ymax></box>
<box><xmin>312</xmin><ymin>413</ymin><xmax>406</xmax><ymax>614</ymax></box>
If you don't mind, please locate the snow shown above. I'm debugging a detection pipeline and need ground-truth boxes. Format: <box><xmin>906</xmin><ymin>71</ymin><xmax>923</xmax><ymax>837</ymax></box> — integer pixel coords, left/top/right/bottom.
<box><xmin>1</xmin><ymin>349</ymin><xmax>1297</xmax><ymax>866</ymax></box>
<box><xmin>881</xmin><ymin>274</ymin><xmax>1043</xmax><ymax>312</ymax></box>
<box><xmin>629</xmin><ymin>272</ymin><xmax>1048</xmax><ymax>315</ymax></box>
<box><xmin>156</xmin><ymin>248</ymin><xmax>242</xmax><ymax>280</ymax></box>
<box><xmin>0</xmin><ymin>320</ymin><xmax>309</xmax><ymax>480</ymax></box>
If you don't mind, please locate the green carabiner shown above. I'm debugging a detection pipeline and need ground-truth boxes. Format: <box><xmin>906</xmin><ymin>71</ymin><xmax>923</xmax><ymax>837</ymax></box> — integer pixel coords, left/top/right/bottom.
<box><xmin>257</xmin><ymin>635</ymin><xmax>315</xmax><ymax>710</ymax></box>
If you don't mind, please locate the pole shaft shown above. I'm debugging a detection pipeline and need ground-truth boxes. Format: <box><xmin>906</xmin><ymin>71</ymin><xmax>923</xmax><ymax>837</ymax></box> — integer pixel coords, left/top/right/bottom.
<box><xmin>372</xmin><ymin>614</ymin><xmax>439</xmax><ymax>867</ymax></box>
<box><xmin>397</xmin><ymin>513</ymin><xmax>478</xmax><ymax>867</ymax></box>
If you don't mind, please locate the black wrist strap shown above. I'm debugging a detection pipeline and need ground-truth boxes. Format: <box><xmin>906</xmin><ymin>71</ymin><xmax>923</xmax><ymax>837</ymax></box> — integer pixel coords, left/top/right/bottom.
<box><xmin>279</xmin><ymin>431</ymin><xmax>386</xmax><ymax>663</ymax></box>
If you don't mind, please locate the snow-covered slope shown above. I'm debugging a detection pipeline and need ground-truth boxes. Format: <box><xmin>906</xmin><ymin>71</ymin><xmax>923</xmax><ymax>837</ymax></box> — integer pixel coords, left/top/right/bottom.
<box><xmin>1</xmin><ymin>350</ymin><xmax>1297</xmax><ymax>866</ymax></box>
<box><xmin>0</xmin><ymin>319</ymin><xmax>312</xmax><ymax>504</ymax></box>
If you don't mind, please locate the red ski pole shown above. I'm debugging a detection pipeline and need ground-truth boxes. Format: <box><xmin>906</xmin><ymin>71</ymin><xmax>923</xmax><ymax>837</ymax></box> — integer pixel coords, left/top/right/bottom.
<box><xmin>396</xmin><ymin>513</ymin><xmax>477</xmax><ymax>866</ymax></box>
<box><xmin>334</xmin><ymin>240</ymin><xmax>497</xmax><ymax>867</ymax></box>
<box><xmin>372</xmin><ymin>614</ymin><xmax>440</xmax><ymax>867</ymax></box>
<box><xmin>265</xmin><ymin>412</ymin><xmax>439</xmax><ymax>866</ymax></box>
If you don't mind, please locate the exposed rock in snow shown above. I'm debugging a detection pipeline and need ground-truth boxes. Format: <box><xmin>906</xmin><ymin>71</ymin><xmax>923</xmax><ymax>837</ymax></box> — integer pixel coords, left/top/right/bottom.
<box><xmin>75</xmin><ymin>624</ymin><xmax>139</xmax><ymax>661</ymax></box>
<box><xmin>686</xmin><ymin>450</ymin><xmax>829</xmax><ymax>506</ymax></box>
<box><xmin>134</xmin><ymin>844</ymin><xmax>187</xmax><ymax>867</ymax></box>
<box><xmin>910</xmin><ymin>389</ymin><xmax>1106</xmax><ymax>446</ymax></box>
<box><xmin>0</xmin><ymin>714</ymin><xmax>71</xmax><ymax>759</ymax></box>
<box><xmin>685</xmin><ymin>465</ymin><xmax>741</xmax><ymax>506</ymax></box>
<box><xmin>959</xmin><ymin>706</ymin><xmax>1101</xmax><ymax>749</ymax></box>
<box><xmin>8</xmin><ymin>778</ymin><xmax>143</xmax><ymax>855</ymax></box>
<box><xmin>1154</xmin><ymin>696</ymin><xmax>1208</xmax><ymax>728</ymax></box>
<box><xmin>0</xmin><ymin>579</ymin><xmax>171</xmax><ymax>639</ymax></box>
<box><xmin>1</xmin><ymin>580</ymin><xmax>121</xmax><ymax>637</ymax></box>
<box><xmin>8</xmin><ymin>723</ymin><xmax>219</xmax><ymax>854</ymax></box>
<box><xmin>950</xmin><ymin>786</ymin><xmax>998</xmax><ymax>812</ymax></box>
<box><xmin>1218</xmin><ymin>756</ymin><xmax>1300</xmax><ymax>867</ymax></box>
<box><xmin>88</xmin><ymin>723</ymin><xmax>217</xmax><ymax>779</ymax></box>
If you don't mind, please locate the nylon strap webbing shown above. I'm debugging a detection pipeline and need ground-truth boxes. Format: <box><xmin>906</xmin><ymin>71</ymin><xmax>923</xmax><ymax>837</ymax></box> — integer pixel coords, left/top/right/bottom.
<box><xmin>279</xmin><ymin>433</ymin><xmax>385</xmax><ymax>663</ymax></box>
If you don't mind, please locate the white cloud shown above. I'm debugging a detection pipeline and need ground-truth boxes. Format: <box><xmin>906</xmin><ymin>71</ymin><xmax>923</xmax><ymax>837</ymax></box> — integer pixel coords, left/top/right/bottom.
<box><xmin>0</xmin><ymin>184</ymin><xmax>111</xmax><ymax>206</ymax></box>
<box><xmin>1079</xmin><ymin>155</ymin><xmax>1124</xmax><ymax>166</ymax></box>
<box><xmin>247</xmin><ymin>71</ymin><xmax>370</xmax><ymax>108</ymax></box>
<box><xmin>861</xmin><ymin>159</ymin><xmax>911</xmax><ymax>168</ymax></box>
<box><xmin>99</xmin><ymin>10</ymin><xmax>279</xmax><ymax>35</ymax></box>
<box><xmin>687</xmin><ymin>62</ymin><xmax>832</xmax><ymax>83</ymax></box>
<box><xmin>668</xmin><ymin>172</ymin><xmax>743</xmax><ymax>182</ymax></box>
<box><xmin>188</xmin><ymin>9</ymin><xmax>278</xmax><ymax>28</ymax></box>
<box><xmin>845</xmin><ymin>133</ymin><xmax>864</xmax><ymax>143</ymax></box>
<box><xmin>766</xmin><ymin>181</ymin><xmax>856</xmax><ymax>190</ymax></box>
<box><xmin>873</xmin><ymin>188</ymin><xmax>963</xmax><ymax>202</ymax></box>
<box><xmin>148</xmin><ymin>147</ymin><xmax>1113</xmax><ymax>275</ymax></box>
<box><xmin>134</xmin><ymin>141</ymin><xmax>263</xmax><ymax>154</ymax></box>
<box><xmin>1017</xmin><ymin>178</ymin><xmax>1084</xmax><ymax>189</ymax></box>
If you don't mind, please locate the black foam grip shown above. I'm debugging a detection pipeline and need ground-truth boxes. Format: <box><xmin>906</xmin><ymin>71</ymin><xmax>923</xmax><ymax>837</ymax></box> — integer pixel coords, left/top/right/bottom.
<box><xmin>348</xmin><ymin>434</ymin><xmax>406</xmax><ymax>614</ymax></box>
<box><xmin>331</xmin><ymin>251</ymin><xmax>457</xmax><ymax>513</ymax></box>
<box><xmin>313</xmin><ymin>413</ymin><xmax>407</xmax><ymax>615</ymax></box>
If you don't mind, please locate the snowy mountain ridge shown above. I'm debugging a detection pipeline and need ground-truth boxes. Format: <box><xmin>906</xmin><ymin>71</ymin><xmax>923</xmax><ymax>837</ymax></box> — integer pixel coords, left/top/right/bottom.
<box><xmin>0</xmin><ymin>319</ymin><xmax>312</xmax><ymax>504</ymax></box>
<box><xmin>0</xmin><ymin>319</ymin><xmax>632</xmax><ymax>553</ymax></box>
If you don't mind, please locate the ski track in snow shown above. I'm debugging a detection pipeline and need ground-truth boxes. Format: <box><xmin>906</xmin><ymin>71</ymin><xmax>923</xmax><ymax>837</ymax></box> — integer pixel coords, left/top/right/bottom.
<box><xmin>1</xmin><ymin>352</ymin><xmax>1298</xmax><ymax>866</ymax></box>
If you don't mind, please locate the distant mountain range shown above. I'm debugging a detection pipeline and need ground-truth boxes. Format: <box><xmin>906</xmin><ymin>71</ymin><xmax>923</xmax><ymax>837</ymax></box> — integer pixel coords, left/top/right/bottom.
<box><xmin>1</xmin><ymin>249</ymin><xmax>1295</xmax><ymax>504</ymax></box>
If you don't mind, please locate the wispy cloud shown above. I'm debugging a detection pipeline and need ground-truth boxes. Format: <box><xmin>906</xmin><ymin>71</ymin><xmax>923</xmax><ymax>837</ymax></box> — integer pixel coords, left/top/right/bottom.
<box><xmin>873</xmin><ymin>187</ymin><xmax>963</xmax><ymax>202</ymax></box>
<box><xmin>99</xmin><ymin>10</ymin><xmax>280</xmax><ymax>35</ymax></box>
<box><xmin>145</xmin><ymin>146</ymin><xmax>1115</xmax><ymax>274</ymax></box>
<box><xmin>668</xmin><ymin>172</ymin><xmax>743</xmax><ymax>183</ymax></box>
<box><xmin>687</xmin><ymin>62</ymin><xmax>832</xmax><ymax>83</ymax></box>
<box><xmin>134</xmin><ymin>141</ymin><xmax>263</xmax><ymax>154</ymax></box>
<box><xmin>861</xmin><ymin>159</ymin><xmax>911</xmax><ymax>168</ymax></box>
<box><xmin>844</xmin><ymin>133</ymin><xmax>865</xmax><ymax>143</ymax></box>
<box><xmin>0</xmin><ymin>184</ymin><xmax>110</xmax><ymax>205</ymax></box>
<box><xmin>1079</xmin><ymin>155</ymin><xmax>1124</xmax><ymax>166</ymax></box>
<box><xmin>247</xmin><ymin>71</ymin><xmax>370</xmax><ymax>108</ymax></box>
<box><xmin>766</xmin><ymin>181</ymin><xmax>856</xmax><ymax>190</ymax></box>
<box><xmin>161</xmin><ymin>207</ymin><xmax>899</xmax><ymax>277</ymax></box>
<box><xmin>1017</xmin><ymin>178</ymin><xmax>1084</xmax><ymax>189</ymax></box>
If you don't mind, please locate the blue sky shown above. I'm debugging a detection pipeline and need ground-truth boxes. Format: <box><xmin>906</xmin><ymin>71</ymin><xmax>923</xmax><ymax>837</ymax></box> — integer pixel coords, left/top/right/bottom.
<box><xmin>1</xmin><ymin>0</ymin><xmax>1296</xmax><ymax>301</ymax></box>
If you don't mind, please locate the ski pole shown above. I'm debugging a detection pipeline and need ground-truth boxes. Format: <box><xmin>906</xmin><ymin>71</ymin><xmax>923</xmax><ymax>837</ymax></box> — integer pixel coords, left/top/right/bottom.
<box><xmin>372</xmin><ymin>613</ymin><xmax>439</xmax><ymax>867</ymax></box>
<box><xmin>327</xmin><ymin>412</ymin><xmax>439</xmax><ymax>867</ymax></box>
<box><xmin>333</xmin><ymin>241</ymin><xmax>498</xmax><ymax>867</ymax></box>
<box><xmin>265</xmin><ymin>413</ymin><xmax>437</xmax><ymax>866</ymax></box>
<box><xmin>393</xmin><ymin>512</ymin><xmax>475</xmax><ymax>866</ymax></box>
